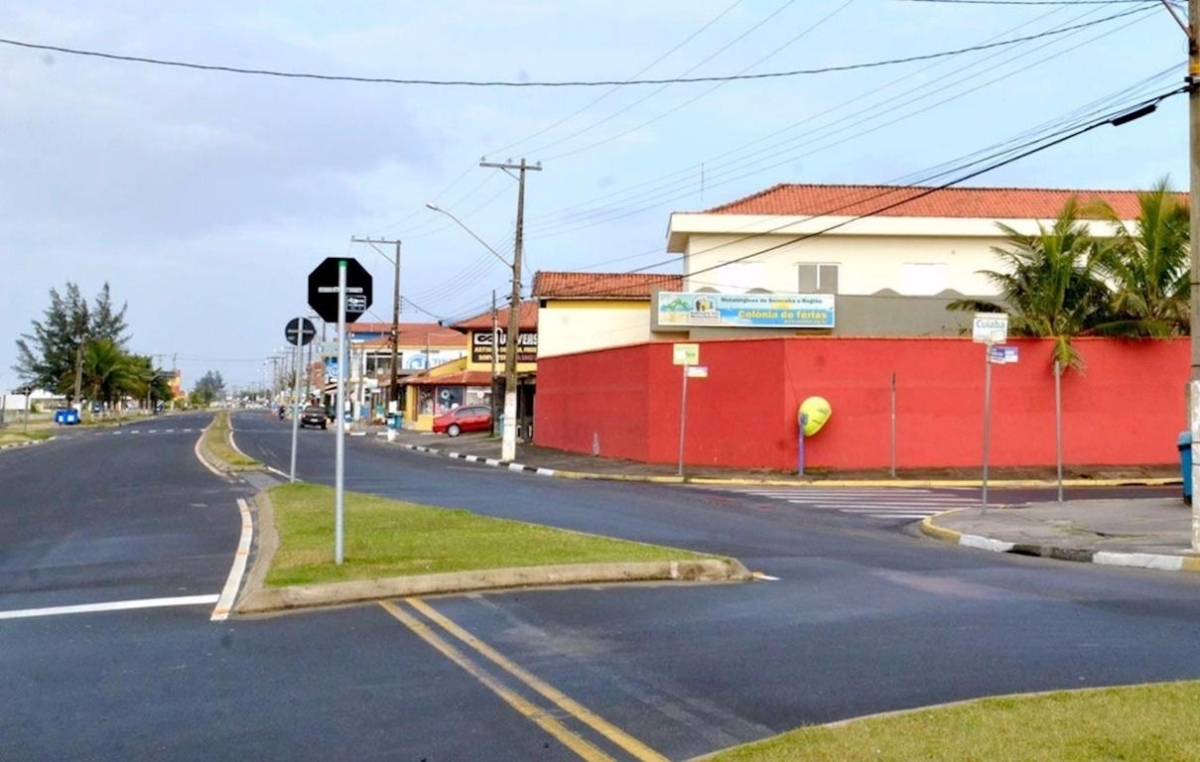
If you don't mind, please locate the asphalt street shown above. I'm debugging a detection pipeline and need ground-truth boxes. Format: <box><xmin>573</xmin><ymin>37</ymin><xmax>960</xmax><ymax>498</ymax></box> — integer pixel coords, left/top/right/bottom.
<box><xmin>2</xmin><ymin>411</ymin><xmax>1199</xmax><ymax>762</ymax></box>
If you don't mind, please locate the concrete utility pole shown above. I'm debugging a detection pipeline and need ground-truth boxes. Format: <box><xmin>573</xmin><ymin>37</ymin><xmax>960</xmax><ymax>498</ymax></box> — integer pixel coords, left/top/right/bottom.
<box><xmin>491</xmin><ymin>289</ymin><xmax>499</xmax><ymax>435</ymax></box>
<box><xmin>481</xmin><ymin>158</ymin><xmax>541</xmax><ymax>462</ymax></box>
<box><xmin>1176</xmin><ymin>0</ymin><xmax>1200</xmax><ymax>550</ymax></box>
<box><xmin>351</xmin><ymin>237</ymin><xmax>402</xmax><ymax>411</ymax></box>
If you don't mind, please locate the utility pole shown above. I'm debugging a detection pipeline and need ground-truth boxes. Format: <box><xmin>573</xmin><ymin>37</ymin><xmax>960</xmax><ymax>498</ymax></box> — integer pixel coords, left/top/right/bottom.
<box><xmin>351</xmin><ymin>237</ymin><xmax>402</xmax><ymax>413</ymax></box>
<box><xmin>481</xmin><ymin>158</ymin><xmax>541</xmax><ymax>461</ymax></box>
<box><xmin>491</xmin><ymin>289</ymin><xmax>499</xmax><ymax>435</ymax></box>
<box><xmin>1174</xmin><ymin>0</ymin><xmax>1200</xmax><ymax>550</ymax></box>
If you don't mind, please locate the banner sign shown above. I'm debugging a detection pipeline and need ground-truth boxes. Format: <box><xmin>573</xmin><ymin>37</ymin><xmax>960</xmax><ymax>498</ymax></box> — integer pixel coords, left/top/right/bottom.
<box><xmin>470</xmin><ymin>330</ymin><xmax>538</xmax><ymax>364</ymax></box>
<box><xmin>658</xmin><ymin>292</ymin><xmax>835</xmax><ymax>328</ymax></box>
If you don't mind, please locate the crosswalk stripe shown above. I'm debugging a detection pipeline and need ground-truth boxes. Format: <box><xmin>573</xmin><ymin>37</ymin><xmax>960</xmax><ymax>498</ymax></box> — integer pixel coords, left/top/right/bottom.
<box><xmin>694</xmin><ymin>484</ymin><xmax>975</xmax><ymax>523</ymax></box>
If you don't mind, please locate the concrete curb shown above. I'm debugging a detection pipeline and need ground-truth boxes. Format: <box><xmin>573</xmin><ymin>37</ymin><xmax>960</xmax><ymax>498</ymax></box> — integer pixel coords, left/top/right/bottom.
<box><xmin>382</xmin><ymin>439</ymin><xmax>1177</xmax><ymax>488</ymax></box>
<box><xmin>234</xmin><ymin>487</ymin><xmax>752</xmax><ymax>616</ymax></box>
<box><xmin>0</xmin><ymin>435</ymin><xmax>54</xmax><ymax>452</ymax></box>
<box><xmin>237</xmin><ymin>558</ymin><xmax>752</xmax><ymax>615</ymax></box>
<box><xmin>919</xmin><ymin>513</ymin><xmax>1200</xmax><ymax>573</ymax></box>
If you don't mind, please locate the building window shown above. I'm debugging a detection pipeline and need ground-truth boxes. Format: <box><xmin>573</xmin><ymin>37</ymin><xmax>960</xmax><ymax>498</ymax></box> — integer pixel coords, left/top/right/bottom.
<box><xmin>798</xmin><ymin>263</ymin><xmax>839</xmax><ymax>294</ymax></box>
<box><xmin>901</xmin><ymin>263</ymin><xmax>948</xmax><ymax>295</ymax></box>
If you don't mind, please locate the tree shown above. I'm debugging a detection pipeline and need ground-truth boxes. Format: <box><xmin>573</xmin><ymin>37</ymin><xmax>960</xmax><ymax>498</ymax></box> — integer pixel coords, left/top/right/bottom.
<box><xmin>948</xmin><ymin>198</ymin><xmax>1114</xmax><ymax>370</ymax></box>
<box><xmin>1091</xmin><ymin>178</ymin><xmax>1190</xmax><ymax>337</ymax></box>
<box><xmin>13</xmin><ymin>282</ymin><xmax>130</xmax><ymax>398</ymax></box>
<box><xmin>80</xmin><ymin>338</ymin><xmax>136</xmax><ymax>407</ymax></box>
<box><xmin>193</xmin><ymin>370</ymin><xmax>226</xmax><ymax>406</ymax></box>
<box><xmin>90</xmin><ymin>283</ymin><xmax>130</xmax><ymax>345</ymax></box>
<box><xmin>13</xmin><ymin>283</ymin><xmax>89</xmax><ymax>393</ymax></box>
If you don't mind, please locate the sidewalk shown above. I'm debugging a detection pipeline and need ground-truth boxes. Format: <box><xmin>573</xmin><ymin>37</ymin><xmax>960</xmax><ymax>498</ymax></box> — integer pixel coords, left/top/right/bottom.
<box><xmin>367</xmin><ymin>426</ymin><xmax>1197</xmax><ymax>573</ymax></box>
<box><xmin>368</xmin><ymin>425</ymin><xmax>1180</xmax><ymax>486</ymax></box>
<box><xmin>921</xmin><ymin>498</ymin><xmax>1200</xmax><ymax>573</ymax></box>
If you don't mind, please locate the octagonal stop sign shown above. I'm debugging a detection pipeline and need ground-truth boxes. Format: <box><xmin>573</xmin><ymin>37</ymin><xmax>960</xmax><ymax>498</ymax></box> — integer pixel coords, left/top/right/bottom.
<box><xmin>307</xmin><ymin>257</ymin><xmax>373</xmax><ymax>323</ymax></box>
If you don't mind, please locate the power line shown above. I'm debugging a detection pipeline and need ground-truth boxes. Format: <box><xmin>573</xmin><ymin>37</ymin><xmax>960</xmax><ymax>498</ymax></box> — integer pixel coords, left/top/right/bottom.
<box><xmin>525</xmin><ymin>6</ymin><xmax>1160</xmax><ymax>240</ymax></box>
<box><xmin>0</xmin><ymin>9</ymin><xmax>1154</xmax><ymax>88</ymax></box>
<box><xmin>434</xmin><ymin>82</ymin><xmax>1183</xmax><ymax>321</ymax></box>
<box><xmin>519</xmin><ymin>0</ymin><xmax>1131</xmax><ymax>228</ymax></box>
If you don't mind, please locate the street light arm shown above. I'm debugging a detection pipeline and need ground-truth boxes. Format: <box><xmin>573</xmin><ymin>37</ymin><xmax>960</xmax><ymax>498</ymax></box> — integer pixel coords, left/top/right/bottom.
<box><xmin>425</xmin><ymin>203</ymin><xmax>511</xmax><ymax>267</ymax></box>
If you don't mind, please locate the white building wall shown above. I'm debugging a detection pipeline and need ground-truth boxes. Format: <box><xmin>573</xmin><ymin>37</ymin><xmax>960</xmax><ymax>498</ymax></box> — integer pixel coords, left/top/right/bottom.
<box><xmin>538</xmin><ymin>302</ymin><xmax>653</xmax><ymax>358</ymax></box>
<box><xmin>672</xmin><ymin>213</ymin><xmax>1131</xmax><ymax>297</ymax></box>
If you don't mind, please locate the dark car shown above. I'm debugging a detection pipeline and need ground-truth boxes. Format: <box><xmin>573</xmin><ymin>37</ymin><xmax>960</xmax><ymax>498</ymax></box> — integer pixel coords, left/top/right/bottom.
<box><xmin>300</xmin><ymin>405</ymin><xmax>327</xmax><ymax>430</ymax></box>
<box><xmin>432</xmin><ymin>405</ymin><xmax>492</xmax><ymax>437</ymax></box>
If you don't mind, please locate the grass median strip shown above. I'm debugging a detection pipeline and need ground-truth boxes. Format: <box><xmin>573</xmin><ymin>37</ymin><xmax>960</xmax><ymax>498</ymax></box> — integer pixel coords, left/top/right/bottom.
<box><xmin>0</xmin><ymin>430</ymin><xmax>52</xmax><ymax>446</ymax></box>
<box><xmin>204</xmin><ymin>411</ymin><xmax>260</xmax><ymax>468</ymax></box>
<box><xmin>266</xmin><ymin>483</ymin><xmax>717</xmax><ymax>587</ymax></box>
<box><xmin>703</xmin><ymin>681</ymin><xmax>1200</xmax><ymax>762</ymax></box>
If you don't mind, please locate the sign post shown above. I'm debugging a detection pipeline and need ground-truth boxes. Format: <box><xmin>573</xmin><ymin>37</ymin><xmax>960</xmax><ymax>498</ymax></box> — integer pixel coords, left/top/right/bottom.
<box><xmin>308</xmin><ymin>258</ymin><xmax>372</xmax><ymax>566</ymax></box>
<box><xmin>973</xmin><ymin>313</ymin><xmax>1010</xmax><ymax>511</ymax></box>
<box><xmin>284</xmin><ymin>317</ymin><xmax>316</xmax><ymax>484</ymax></box>
<box><xmin>673</xmin><ymin>343</ymin><xmax>700</xmax><ymax>477</ymax></box>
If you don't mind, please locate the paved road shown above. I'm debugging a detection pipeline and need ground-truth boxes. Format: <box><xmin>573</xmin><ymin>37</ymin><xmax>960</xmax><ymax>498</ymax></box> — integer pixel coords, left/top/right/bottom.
<box><xmin>3</xmin><ymin>411</ymin><xmax>1199</xmax><ymax>761</ymax></box>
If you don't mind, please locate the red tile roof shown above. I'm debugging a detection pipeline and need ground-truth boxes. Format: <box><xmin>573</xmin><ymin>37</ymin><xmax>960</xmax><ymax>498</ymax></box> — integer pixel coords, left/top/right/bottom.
<box><xmin>532</xmin><ymin>271</ymin><xmax>683</xmax><ymax>299</ymax></box>
<box><xmin>451</xmin><ymin>300</ymin><xmax>539</xmax><ymax>331</ymax></box>
<box><xmin>701</xmin><ymin>184</ymin><xmax>1184</xmax><ymax>220</ymax></box>
<box><xmin>347</xmin><ymin>322</ymin><xmax>467</xmax><ymax>347</ymax></box>
<box><xmin>401</xmin><ymin>370</ymin><xmax>494</xmax><ymax>387</ymax></box>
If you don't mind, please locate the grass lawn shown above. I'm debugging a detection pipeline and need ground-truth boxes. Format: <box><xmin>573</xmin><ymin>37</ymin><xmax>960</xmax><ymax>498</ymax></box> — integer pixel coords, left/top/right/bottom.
<box><xmin>204</xmin><ymin>411</ymin><xmax>260</xmax><ymax>468</ymax></box>
<box><xmin>266</xmin><ymin>482</ymin><xmax>716</xmax><ymax>587</ymax></box>
<box><xmin>704</xmin><ymin>682</ymin><xmax>1200</xmax><ymax>762</ymax></box>
<box><xmin>0</xmin><ymin>429</ymin><xmax>52</xmax><ymax>446</ymax></box>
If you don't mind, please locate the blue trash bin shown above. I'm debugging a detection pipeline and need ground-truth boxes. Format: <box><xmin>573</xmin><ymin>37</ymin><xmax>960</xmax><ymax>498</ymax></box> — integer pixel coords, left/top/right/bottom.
<box><xmin>1178</xmin><ymin>432</ymin><xmax>1192</xmax><ymax>504</ymax></box>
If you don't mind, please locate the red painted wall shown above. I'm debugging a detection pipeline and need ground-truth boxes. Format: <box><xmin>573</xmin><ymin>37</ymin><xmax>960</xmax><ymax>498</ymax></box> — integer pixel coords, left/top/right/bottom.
<box><xmin>534</xmin><ymin>337</ymin><xmax>1188</xmax><ymax>470</ymax></box>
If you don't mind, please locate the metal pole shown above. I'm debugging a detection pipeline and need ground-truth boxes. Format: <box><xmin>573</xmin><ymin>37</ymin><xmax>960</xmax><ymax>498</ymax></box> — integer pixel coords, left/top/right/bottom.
<box><xmin>23</xmin><ymin>390</ymin><xmax>29</xmax><ymax>433</ymax></box>
<box><xmin>289</xmin><ymin>336</ymin><xmax>302</xmax><ymax>483</ymax></box>
<box><xmin>890</xmin><ymin>372</ymin><xmax>897</xmax><ymax>479</ymax></box>
<box><xmin>1055</xmin><ymin>360</ymin><xmax>1064</xmax><ymax>503</ymax></box>
<box><xmin>982</xmin><ymin>347</ymin><xmax>993</xmax><ymax>511</ymax></box>
<box><xmin>678</xmin><ymin>364</ymin><xmax>689</xmax><ymax>477</ymax></box>
<box><xmin>335</xmin><ymin>261</ymin><xmax>347</xmax><ymax>565</ymax></box>
<box><xmin>798</xmin><ymin>414</ymin><xmax>806</xmax><ymax>477</ymax></box>
<box><xmin>1188</xmin><ymin>0</ymin><xmax>1200</xmax><ymax>550</ymax></box>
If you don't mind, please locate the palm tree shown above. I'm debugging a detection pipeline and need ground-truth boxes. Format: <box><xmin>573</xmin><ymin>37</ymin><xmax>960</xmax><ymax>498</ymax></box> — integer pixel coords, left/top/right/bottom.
<box><xmin>1090</xmin><ymin>178</ymin><xmax>1190</xmax><ymax>337</ymax></box>
<box><xmin>80</xmin><ymin>338</ymin><xmax>135</xmax><ymax>410</ymax></box>
<box><xmin>949</xmin><ymin>197</ymin><xmax>1114</xmax><ymax>370</ymax></box>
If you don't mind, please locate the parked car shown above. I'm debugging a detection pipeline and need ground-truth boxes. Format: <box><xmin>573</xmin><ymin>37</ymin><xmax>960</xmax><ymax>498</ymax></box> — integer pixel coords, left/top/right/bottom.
<box><xmin>299</xmin><ymin>405</ymin><xmax>328</xmax><ymax>430</ymax></box>
<box><xmin>432</xmin><ymin>405</ymin><xmax>492</xmax><ymax>437</ymax></box>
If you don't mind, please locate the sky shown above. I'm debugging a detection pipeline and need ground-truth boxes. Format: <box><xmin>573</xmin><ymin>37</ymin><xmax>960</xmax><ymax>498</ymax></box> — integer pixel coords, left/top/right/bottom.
<box><xmin>0</xmin><ymin>0</ymin><xmax>1189</xmax><ymax>392</ymax></box>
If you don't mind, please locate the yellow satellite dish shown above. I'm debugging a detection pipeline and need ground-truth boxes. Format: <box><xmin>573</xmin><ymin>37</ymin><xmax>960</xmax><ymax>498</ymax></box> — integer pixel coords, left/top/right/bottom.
<box><xmin>799</xmin><ymin>396</ymin><xmax>831</xmax><ymax>436</ymax></box>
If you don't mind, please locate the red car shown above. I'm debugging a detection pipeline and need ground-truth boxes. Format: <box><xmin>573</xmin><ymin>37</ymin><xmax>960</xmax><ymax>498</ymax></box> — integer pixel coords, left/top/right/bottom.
<box><xmin>432</xmin><ymin>405</ymin><xmax>492</xmax><ymax>437</ymax></box>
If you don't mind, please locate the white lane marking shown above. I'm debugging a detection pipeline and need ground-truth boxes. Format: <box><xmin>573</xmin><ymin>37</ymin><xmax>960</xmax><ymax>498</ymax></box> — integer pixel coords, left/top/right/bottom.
<box><xmin>193</xmin><ymin>427</ymin><xmax>224</xmax><ymax>477</ymax></box>
<box><xmin>130</xmin><ymin>430</ymin><xmax>141</xmax><ymax>435</ymax></box>
<box><xmin>148</xmin><ymin>429</ymin><xmax>159</xmax><ymax>434</ymax></box>
<box><xmin>212</xmin><ymin>498</ymin><xmax>254</xmax><ymax>621</ymax></box>
<box><xmin>0</xmin><ymin>594</ymin><xmax>220</xmax><ymax>621</ymax></box>
<box><xmin>165</xmin><ymin>429</ymin><xmax>175</xmax><ymax>433</ymax></box>
<box><xmin>751</xmin><ymin>572</ymin><xmax>780</xmax><ymax>581</ymax></box>
<box><xmin>182</xmin><ymin>428</ymin><xmax>193</xmax><ymax>433</ymax></box>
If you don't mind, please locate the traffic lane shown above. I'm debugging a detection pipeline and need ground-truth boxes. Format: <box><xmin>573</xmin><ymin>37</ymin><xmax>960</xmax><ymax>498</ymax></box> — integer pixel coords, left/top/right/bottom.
<box><xmin>0</xmin><ymin>603</ymin><xmax>595</xmax><ymax>762</ymax></box>
<box><xmin>421</xmin><ymin>560</ymin><xmax>1200</xmax><ymax>760</ymax></box>
<box><xmin>0</xmin><ymin>414</ymin><xmax>247</xmax><ymax>610</ymax></box>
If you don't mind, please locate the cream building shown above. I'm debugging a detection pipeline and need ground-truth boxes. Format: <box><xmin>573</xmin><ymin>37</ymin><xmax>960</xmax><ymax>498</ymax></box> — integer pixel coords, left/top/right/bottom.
<box><xmin>533</xmin><ymin>272</ymin><xmax>683</xmax><ymax>358</ymax></box>
<box><xmin>665</xmin><ymin>183</ymin><xmax>1149</xmax><ymax>337</ymax></box>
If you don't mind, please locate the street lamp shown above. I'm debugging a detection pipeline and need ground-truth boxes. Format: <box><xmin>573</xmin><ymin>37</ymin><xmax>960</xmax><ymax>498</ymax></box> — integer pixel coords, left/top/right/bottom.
<box><xmin>426</xmin><ymin>202</ymin><xmax>522</xmax><ymax>461</ymax></box>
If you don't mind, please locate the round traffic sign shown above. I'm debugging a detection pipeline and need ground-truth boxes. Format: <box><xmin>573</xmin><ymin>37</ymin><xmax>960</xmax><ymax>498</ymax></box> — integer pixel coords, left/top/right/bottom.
<box><xmin>285</xmin><ymin>317</ymin><xmax>317</xmax><ymax>346</ymax></box>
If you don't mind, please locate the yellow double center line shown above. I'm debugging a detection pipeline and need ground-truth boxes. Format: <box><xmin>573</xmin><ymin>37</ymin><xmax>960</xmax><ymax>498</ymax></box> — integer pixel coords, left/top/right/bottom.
<box><xmin>380</xmin><ymin>598</ymin><xmax>668</xmax><ymax>762</ymax></box>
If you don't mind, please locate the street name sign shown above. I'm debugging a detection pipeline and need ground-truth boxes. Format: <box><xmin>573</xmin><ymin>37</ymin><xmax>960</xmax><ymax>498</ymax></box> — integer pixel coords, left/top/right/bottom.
<box><xmin>972</xmin><ymin>313</ymin><xmax>1009</xmax><ymax>344</ymax></box>
<box><xmin>308</xmin><ymin>257</ymin><xmax>373</xmax><ymax>323</ymax></box>
<box><xmin>673</xmin><ymin>343</ymin><xmax>700</xmax><ymax>366</ymax></box>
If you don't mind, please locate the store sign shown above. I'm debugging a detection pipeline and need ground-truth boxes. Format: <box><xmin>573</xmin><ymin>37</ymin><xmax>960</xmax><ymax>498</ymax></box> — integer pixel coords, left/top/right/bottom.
<box><xmin>658</xmin><ymin>292</ymin><xmax>835</xmax><ymax>328</ymax></box>
<box><xmin>470</xmin><ymin>330</ymin><xmax>538</xmax><ymax>364</ymax></box>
